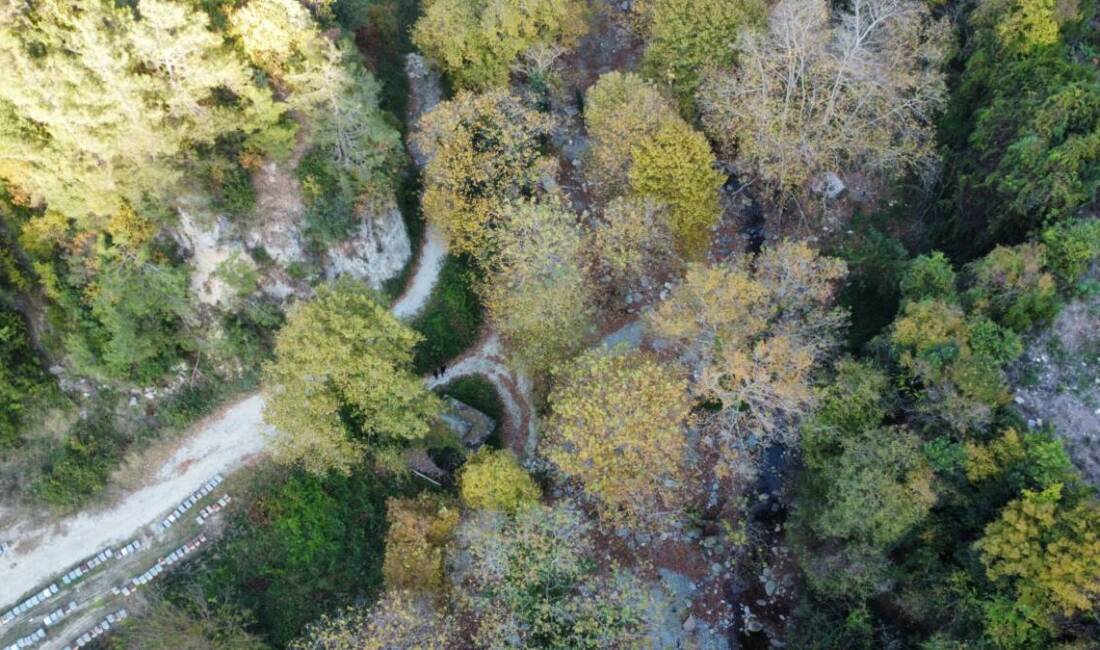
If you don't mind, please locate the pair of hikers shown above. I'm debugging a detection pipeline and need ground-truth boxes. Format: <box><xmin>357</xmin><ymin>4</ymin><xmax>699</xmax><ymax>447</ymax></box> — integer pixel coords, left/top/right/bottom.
<box><xmin>431</xmin><ymin>364</ymin><xmax>447</xmax><ymax>379</ymax></box>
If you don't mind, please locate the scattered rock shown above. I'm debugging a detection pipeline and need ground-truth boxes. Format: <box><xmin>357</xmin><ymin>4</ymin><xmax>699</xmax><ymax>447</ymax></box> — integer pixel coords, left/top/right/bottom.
<box><xmin>810</xmin><ymin>171</ymin><xmax>846</xmax><ymax>199</ymax></box>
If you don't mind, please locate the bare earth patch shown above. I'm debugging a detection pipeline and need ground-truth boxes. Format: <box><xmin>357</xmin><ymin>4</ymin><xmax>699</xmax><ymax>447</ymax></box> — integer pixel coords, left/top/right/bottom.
<box><xmin>1011</xmin><ymin>295</ymin><xmax>1100</xmax><ymax>486</ymax></box>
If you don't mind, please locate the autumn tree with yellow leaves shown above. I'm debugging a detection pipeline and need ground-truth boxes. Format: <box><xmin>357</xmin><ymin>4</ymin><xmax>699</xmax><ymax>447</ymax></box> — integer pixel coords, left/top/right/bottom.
<box><xmin>649</xmin><ymin>241</ymin><xmax>847</xmax><ymax>458</ymax></box>
<box><xmin>544</xmin><ymin>348</ymin><xmax>693</xmax><ymax>530</ymax></box>
<box><xmin>413</xmin><ymin>91</ymin><xmax>557</xmax><ymax>259</ymax></box>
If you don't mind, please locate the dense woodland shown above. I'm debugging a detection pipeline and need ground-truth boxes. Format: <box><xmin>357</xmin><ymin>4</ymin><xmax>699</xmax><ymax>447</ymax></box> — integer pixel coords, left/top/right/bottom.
<box><xmin>1</xmin><ymin>0</ymin><xmax>1099</xmax><ymax>648</ymax></box>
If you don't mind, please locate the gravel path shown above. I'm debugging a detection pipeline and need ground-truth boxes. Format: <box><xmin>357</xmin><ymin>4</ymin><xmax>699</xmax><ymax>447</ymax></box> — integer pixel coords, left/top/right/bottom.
<box><xmin>425</xmin><ymin>334</ymin><xmax>537</xmax><ymax>456</ymax></box>
<box><xmin>0</xmin><ymin>395</ymin><xmax>271</xmax><ymax>609</ymax></box>
<box><xmin>391</xmin><ymin>224</ymin><xmax>447</xmax><ymax>320</ymax></box>
<box><xmin>0</xmin><ymin>225</ymin><xmax>525</xmax><ymax>612</ymax></box>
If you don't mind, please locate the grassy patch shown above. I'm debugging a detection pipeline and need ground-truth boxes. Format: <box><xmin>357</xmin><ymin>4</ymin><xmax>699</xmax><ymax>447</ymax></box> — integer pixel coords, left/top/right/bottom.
<box><xmin>436</xmin><ymin>375</ymin><xmax>504</xmax><ymax>448</ymax></box>
<box><xmin>410</xmin><ymin>256</ymin><xmax>483</xmax><ymax>375</ymax></box>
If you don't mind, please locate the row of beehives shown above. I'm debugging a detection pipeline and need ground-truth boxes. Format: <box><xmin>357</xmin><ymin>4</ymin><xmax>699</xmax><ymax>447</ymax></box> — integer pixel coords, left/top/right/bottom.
<box><xmin>1</xmin><ymin>474</ymin><xmax>229</xmax><ymax>650</ymax></box>
<box><xmin>60</xmin><ymin>609</ymin><xmax>127</xmax><ymax>650</ymax></box>
<box><xmin>2</xmin><ymin>601</ymin><xmax>77</xmax><ymax>650</ymax></box>
<box><xmin>153</xmin><ymin>473</ymin><xmax>223</xmax><ymax>533</ymax></box>
<box><xmin>112</xmin><ymin>534</ymin><xmax>208</xmax><ymax>596</ymax></box>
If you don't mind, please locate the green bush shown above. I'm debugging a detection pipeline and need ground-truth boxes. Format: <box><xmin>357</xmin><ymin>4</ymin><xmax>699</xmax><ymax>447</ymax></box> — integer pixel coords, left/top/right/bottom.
<box><xmin>411</xmin><ymin>256</ymin><xmax>483</xmax><ymax>375</ymax></box>
<box><xmin>901</xmin><ymin>252</ymin><xmax>958</xmax><ymax>303</ymax></box>
<box><xmin>965</xmin><ymin>243</ymin><xmax>1060</xmax><ymax>332</ymax></box>
<box><xmin>34</xmin><ymin>411</ymin><xmax>121</xmax><ymax>509</ymax></box>
<box><xmin>177</xmin><ymin>464</ymin><xmax>419</xmax><ymax>647</ymax></box>
<box><xmin>0</xmin><ymin>308</ymin><xmax>48</xmax><ymax>448</ymax></box>
<box><xmin>297</xmin><ymin>148</ymin><xmax>359</xmax><ymax>247</ymax></box>
<box><xmin>458</xmin><ymin>448</ymin><xmax>540</xmax><ymax>513</ymax></box>
<box><xmin>1041</xmin><ymin>218</ymin><xmax>1100</xmax><ymax>289</ymax></box>
<box><xmin>641</xmin><ymin>0</ymin><xmax>766</xmax><ymax>111</ymax></box>
<box><xmin>210</xmin><ymin>159</ymin><xmax>257</xmax><ymax>221</ymax></box>
<box><xmin>411</xmin><ymin>0</ymin><xmax>587</xmax><ymax>90</ymax></box>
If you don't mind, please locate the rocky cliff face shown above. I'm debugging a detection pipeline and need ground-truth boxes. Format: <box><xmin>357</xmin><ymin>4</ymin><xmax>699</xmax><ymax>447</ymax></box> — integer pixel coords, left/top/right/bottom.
<box><xmin>177</xmin><ymin>129</ymin><xmax>411</xmax><ymax>309</ymax></box>
<box><xmin>322</xmin><ymin>195</ymin><xmax>411</xmax><ymax>289</ymax></box>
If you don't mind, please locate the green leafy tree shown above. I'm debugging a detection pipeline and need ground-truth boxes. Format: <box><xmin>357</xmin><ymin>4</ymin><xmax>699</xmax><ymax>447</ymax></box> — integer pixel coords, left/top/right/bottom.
<box><xmin>628</xmin><ymin>120</ymin><xmax>725</xmax><ymax>258</ymax></box>
<box><xmin>964</xmin><ymin>243</ymin><xmax>1060</xmax><ymax>331</ymax></box>
<box><xmin>975</xmin><ymin>483</ymin><xmax>1100</xmax><ymax>638</ymax></box>
<box><xmin>641</xmin><ymin>0</ymin><xmax>766</xmax><ymax>109</ymax></box>
<box><xmin>79</xmin><ymin>254</ymin><xmax>193</xmax><ymax>382</ymax></box>
<box><xmin>411</xmin><ymin>0</ymin><xmax>587</xmax><ymax>90</ymax></box>
<box><xmin>947</xmin><ymin>0</ymin><xmax>1099</xmax><ymax>240</ymax></box>
<box><xmin>262</xmin><ymin>281</ymin><xmax>440</xmax><ymax>475</ymax></box>
<box><xmin>0</xmin><ymin>307</ymin><xmax>47</xmax><ymax>447</ymax></box>
<box><xmin>231</xmin><ymin>0</ymin><xmax>402</xmax><ymax>203</ymax></box>
<box><xmin>900</xmin><ymin>252</ymin><xmax>958</xmax><ymax>303</ymax></box>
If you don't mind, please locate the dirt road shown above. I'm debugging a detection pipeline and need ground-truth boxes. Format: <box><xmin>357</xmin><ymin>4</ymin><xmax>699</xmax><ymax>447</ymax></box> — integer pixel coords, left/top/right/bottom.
<box><xmin>0</xmin><ymin>395</ymin><xmax>270</xmax><ymax>610</ymax></box>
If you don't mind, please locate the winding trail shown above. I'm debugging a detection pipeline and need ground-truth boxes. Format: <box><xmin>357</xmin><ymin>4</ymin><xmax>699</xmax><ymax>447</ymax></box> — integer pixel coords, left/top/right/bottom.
<box><xmin>0</xmin><ymin>227</ymin><xmax>536</xmax><ymax>612</ymax></box>
<box><xmin>391</xmin><ymin>224</ymin><xmax>447</xmax><ymax>319</ymax></box>
<box><xmin>425</xmin><ymin>333</ymin><xmax>537</xmax><ymax>456</ymax></box>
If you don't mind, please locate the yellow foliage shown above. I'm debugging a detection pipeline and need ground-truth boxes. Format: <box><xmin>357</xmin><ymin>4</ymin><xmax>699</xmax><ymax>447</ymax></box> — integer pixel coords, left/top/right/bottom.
<box><xmin>382</xmin><ymin>495</ymin><xmax>460</xmax><ymax>595</ymax></box>
<box><xmin>544</xmin><ymin>348</ymin><xmax>692</xmax><ymax>530</ymax></box>
<box><xmin>649</xmin><ymin>241</ymin><xmax>846</xmax><ymax>453</ymax></box>
<box><xmin>458</xmin><ymin>448</ymin><xmax>541</xmax><ymax>513</ymax></box>
<box><xmin>414</xmin><ymin>91</ymin><xmax>557</xmax><ymax>259</ymax></box>
<box><xmin>976</xmin><ymin>484</ymin><xmax>1100</xmax><ymax>623</ymax></box>
<box><xmin>412</xmin><ymin>0</ymin><xmax>587</xmax><ymax>90</ymax></box>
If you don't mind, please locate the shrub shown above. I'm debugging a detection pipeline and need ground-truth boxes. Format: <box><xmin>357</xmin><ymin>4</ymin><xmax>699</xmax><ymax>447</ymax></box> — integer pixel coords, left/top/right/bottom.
<box><xmin>34</xmin><ymin>411</ymin><xmax>121</xmax><ymax>509</ymax></box>
<box><xmin>411</xmin><ymin>256</ymin><xmax>483</xmax><ymax>375</ymax></box>
<box><xmin>382</xmin><ymin>494</ymin><xmax>460</xmax><ymax>594</ymax></box>
<box><xmin>965</xmin><ymin>243</ymin><xmax>1060</xmax><ymax>332</ymax></box>
<box><xmin>458</xmin><ymin>448</ymin><xmax>540</xmax><ymax>513</ymax></box>
<box><xmin>1041</xmin><ymin>218</ymin><xmax>1100</xmax><ymax>288</ymax></box>
<box><xmin>411</xmin><ymin>0</ymin><xmax>587</xmax><ymax>90</ymax></box>
<box><xmin>901</xmin><ymin>252</ymin><xmax>958</xmax><ymax>303</ymax></box>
